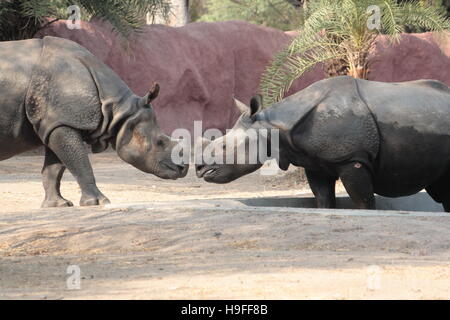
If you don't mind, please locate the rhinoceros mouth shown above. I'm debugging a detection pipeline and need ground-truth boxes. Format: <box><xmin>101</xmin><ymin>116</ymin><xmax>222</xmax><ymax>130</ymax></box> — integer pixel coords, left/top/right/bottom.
<box><xmin>203</xmin><ymin>168</ymin><xmax>217</xmax><ymax>177</ymax></box>
<box><xmin>196</xmin><ymin>165</ymin><xmax>218</xmax><ymax>178</ymax></box>
<box><xmin>161</xmin><ymin>162</ymin><xmax>187</xmax><ymax>177</ymax></box>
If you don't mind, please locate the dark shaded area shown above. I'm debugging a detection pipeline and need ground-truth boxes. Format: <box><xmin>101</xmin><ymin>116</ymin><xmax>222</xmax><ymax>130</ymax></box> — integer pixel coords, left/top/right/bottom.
<box><xmin>239</xmin><ymin>192</ymin><xmax>444</xmax><ymax>212</ymax></box>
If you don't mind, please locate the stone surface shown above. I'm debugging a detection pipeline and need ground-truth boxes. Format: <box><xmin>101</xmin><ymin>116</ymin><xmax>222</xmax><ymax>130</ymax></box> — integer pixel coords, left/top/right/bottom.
<box><xmin>369</xmin><ymin>32</ymin><xmax>450</xmax><ymax>83</ymax></box>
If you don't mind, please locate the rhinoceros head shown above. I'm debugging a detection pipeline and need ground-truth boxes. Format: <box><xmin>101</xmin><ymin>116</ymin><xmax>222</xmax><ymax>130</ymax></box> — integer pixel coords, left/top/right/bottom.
<box><xmin>195</xmin><ymin>95</ymin><xmax>269</xmax><ymax>183</ymax></box>
<box><xmin>115</xmin><ymin>84</ymin><xmax>188</xmax><ymax>179</ymax></box>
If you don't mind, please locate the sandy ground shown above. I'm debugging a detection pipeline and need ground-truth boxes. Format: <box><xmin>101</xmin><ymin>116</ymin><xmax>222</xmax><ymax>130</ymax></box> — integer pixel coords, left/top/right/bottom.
<box><xmin>0</xmin><ymin>153</ymin><xmax>313</xmax><ymax>214</ymax></box>
<box><xmin>1</xmin><ymin>153</ymin><xmax>449</xmax><ymax>299</ymax></box>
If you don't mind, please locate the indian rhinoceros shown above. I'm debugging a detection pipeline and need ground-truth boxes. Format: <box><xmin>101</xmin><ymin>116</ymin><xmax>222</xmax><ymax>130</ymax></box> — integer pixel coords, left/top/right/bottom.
<box><xmin>195</xmin><ymin>76</ymin><xmax>450</xmax><ymax>211</ymax></box>
<box><xmin>0</xmin><ymin>37</ymin><xmax>188</xmax><ymax>207</ymax></box>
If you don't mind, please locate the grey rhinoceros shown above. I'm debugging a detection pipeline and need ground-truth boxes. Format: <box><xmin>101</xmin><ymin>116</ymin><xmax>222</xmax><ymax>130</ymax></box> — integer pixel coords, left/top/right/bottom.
<box><xmin>196</xmin><ymin>76</ymin><xmax>450</xmax><ymax>211</ymax></box>
<box><xmin>0</xmin><ymin>37</ymin><xmax>188</xmax><ymax>207</ymax></box>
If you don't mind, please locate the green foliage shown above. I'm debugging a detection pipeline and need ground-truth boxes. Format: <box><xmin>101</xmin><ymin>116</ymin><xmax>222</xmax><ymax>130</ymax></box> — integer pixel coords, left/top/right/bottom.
<box><xmin>199</xmin><ymin>0</ymin><xmax>303</xmax><ymax>31</ymax></box>
<box><xmin>189</xmin><ymin>0</ymin><xmax>208</xmax><ymax>22</ymax></box>
<box><xmin>403</xmin><ymin>0</ymin><xmax>450</xmax><ymax>31</ymax></box>
<box><xmin>422</xmin><ymin>0</ymin><xmax>450</xmax><ymax>17</ymax></box>
<box><xmin>260</xmin><ymin>0</ymin><xmax>450</xmax><ymax>104</ymax></box>
<box><xmin>0</xmin><ymin>0</ymin><xmax>171</xmax><ymax>41</ymax></box>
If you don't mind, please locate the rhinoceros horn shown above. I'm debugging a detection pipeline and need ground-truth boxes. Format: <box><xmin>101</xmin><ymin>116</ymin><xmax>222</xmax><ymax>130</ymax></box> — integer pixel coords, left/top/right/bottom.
<box><xmin>144</xmin><ymin>82</ymin><xmax>160</xmax><ymax>104</ymax></box>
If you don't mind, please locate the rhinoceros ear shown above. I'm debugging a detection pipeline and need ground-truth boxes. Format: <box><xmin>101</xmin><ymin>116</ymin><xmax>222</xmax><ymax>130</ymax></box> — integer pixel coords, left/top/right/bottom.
<box><xmin>249</xmin><ymin>94</ymin><xmax>263</xmax><ymax>116</ymax></box>
<box><xmin>234</xmin><ymin>98</ymin><xmax>250</xmax><ymax>114</ymax></box>
<box><xmin>234</xmin><ymin>95</ymin><xmax>263</xmax><ymax>116</ymax></box>
<box><xmin>147</xmin><ymin>83</ymin><xmax>160</xmax><ymax>103</ymax></box>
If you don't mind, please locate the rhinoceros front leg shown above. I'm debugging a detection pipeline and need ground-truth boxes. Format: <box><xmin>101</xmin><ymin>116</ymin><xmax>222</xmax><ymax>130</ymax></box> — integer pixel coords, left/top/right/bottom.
<box><xmin>305</xmin><ymin>169</ymin><xmax>337</xmax><ymax>208</ymax></box>
<box><xmin>337</xmin><ymin>162</ymin><xmax>375</xmax><ymax>210</ymax></box>
<box><xmin>41</xmin><ymin>147</ymin><xmax>73</xmax><ymax>208</ymax></box>
<box><xmin>46</xmin><ymin>126</ymin><xmax>110</xmax><ymax>206</ymax></box>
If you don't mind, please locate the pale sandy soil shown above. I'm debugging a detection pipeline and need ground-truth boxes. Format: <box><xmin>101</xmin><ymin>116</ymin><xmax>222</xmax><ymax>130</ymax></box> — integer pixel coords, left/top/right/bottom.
<box><xmin>0</xmin><ymin>154</ymin><xmax>449</xmax><ymax>299</ymax></box>
<box><xmin>0</xmin><ymin>154</ymin><xmax>313</xmax><ymax>214</ymax></box>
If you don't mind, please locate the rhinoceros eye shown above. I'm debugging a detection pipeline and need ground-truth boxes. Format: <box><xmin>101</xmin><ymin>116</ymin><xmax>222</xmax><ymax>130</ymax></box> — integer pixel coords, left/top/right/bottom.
<box><xmin>156</xmin><ymin>139</ymin><xmax>165</xmax><ymax>147</ymax></box>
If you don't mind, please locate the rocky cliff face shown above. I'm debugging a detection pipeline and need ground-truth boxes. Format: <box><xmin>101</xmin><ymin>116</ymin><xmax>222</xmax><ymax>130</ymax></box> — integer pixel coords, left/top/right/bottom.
<box><xmin>39</xmin><ymin>20</ymin><xmax>449</xmax><ymax>135</ymax></box>
<box><xmin>369</xmin><ymin>33</ymin><xmax>450</xmax><ymax>84</ymax></box>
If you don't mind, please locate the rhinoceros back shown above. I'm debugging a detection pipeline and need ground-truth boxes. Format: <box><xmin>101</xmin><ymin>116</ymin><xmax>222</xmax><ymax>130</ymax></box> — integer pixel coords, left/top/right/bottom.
<box><xmin>0</xmin><ymin>39</ymin><xmax>43</xmax><ymax>158</ymax></box>
<box><xmin>263</xmin><ymin>76</ymin><xmax>380</xmax><ymax>167</ymax></box>
<box><xmin>24</xmin><ymin>37</ymin><xmax>104</xmax><ymax>145</ymax></box>
<box><xmin>355</xmin><ymin>78</ymin><xmax>450</xmax><ymax>136</ymax></box>
<box><xmin>24</xmin><ymin>36</ymin><xmax>136</xmax><ymax>151</ymax></box>
<box><xmin>355</xmin><ymin>78</ymin><xmax>450</xmax><ymax>195</ymax></box>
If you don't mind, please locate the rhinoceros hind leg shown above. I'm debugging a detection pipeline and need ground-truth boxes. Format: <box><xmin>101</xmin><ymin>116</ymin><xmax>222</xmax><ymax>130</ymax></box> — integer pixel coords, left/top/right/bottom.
<box><xmin>337</xmin><ymin>162</ymin><xmax>375</xmax><ymax>210</ymax></box>
<box><xmin>305</xmin><ymin>169</ymin><xmax>337</xmax><ymax>208</ymax></box>
<box><xmin>41</xmin><ymin>147</ymin><xmax>73</xmax><ymax>208</ymax></box>
<box><xmin>425</xmin><ymin>168</ymin><xmax>450</xmax><ymax>212</ymax></box>
<box><xmin>46</xmin><ymin>126</ymin><xmax>110</xmax><ymax>207</ymax></box>
<box><xmin>442</xmin><ymin>197</ymin><xmax>450</xmax><ymax>213</ymax></box>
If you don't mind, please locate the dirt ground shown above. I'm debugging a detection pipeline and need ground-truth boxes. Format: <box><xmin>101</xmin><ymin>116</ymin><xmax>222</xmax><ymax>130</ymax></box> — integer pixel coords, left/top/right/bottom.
<box><xmin>1</xmin><ymin>153</ymin><xmax>450</xmax><ymax>299</ymax></box>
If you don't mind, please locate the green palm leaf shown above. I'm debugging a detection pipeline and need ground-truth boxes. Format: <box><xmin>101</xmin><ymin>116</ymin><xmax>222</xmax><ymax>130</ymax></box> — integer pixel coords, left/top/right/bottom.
<box><xmin>260</xmin><ymin>0</ymin><xmax>450</xmax><ymax>105</ymax></box>
<box><xmin>0</xmin><ymin>0</ymin><xmax>171</xmax><ymax>42</ymax></box>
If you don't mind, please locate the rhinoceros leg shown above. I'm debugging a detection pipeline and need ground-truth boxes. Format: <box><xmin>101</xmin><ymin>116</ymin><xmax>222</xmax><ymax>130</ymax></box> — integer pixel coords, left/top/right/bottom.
<box><xmin>47</xmin><ymin>126</ymin><xmax>110</xmax><ymax>206</ymax></box>
<box><xmin>337</xmin><ymin>162</ymin><xmax>375</xmax><ymax>210</ymax></box>
<box><xmin>425</xmin><ymin>168</ymin><xmax>450</xmax><ymax>212</ymax></box>
<box><xmin>443</xmin><ymin>196</ymin><xmax>450</xmax><ymax>213</ymax></box>
<box><xmin>305</xmin><ymin>169</ymin><xmax>337</xmax><ymax>208</ymax></box>
<box><xmin>41</xmin><ymin>147</ymin><xmax>73</xmax><ymax>208</ymax></box>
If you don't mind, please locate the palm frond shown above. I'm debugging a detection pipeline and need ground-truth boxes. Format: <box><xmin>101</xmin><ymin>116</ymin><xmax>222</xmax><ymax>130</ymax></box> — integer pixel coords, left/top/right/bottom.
<box><xmin>260</xmin><ymin>34</ymin><xmax>342</xmax><ymax>104</ymax></box>
<box><xmin>74</xmin><ymin>0</ymin><xmax>165</xmax><ymax>37</ymax></box>
<box><xmin>0</xmin><ymin>0</ymin><xmax>171</xmax><ymax>42</ymax></box>
<box><xmin>400</xmin><ymin>0</ymin><xmax>450</xmax><ymax>32</ymax></box>
<box><xmin>379</xmin><ymin>0</ymin><xmax>403</xmax><ymax>39</ymax></box>
<box><xmin>259</xmin><ymin>0</ymin><xmax>450</xmax><ymax>103</ymax></box>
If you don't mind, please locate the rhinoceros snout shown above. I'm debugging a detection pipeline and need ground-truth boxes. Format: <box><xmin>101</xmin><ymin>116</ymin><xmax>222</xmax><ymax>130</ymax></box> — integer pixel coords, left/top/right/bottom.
<box><xmin>195</xmin><ymin>164</ymin><xmax>205</xmax><ymax>177</ymax></box>
<box><xmin>177</xmin><ymin>163</ymin><xmax>189</xmax><ymax>178</ymax></box>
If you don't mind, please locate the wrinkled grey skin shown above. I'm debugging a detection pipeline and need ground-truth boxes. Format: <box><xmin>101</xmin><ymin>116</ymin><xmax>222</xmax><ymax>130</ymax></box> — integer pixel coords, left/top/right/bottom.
<box><xmin>0</xmin><ymin>37</ymin><xmax>188</xmax><ymax>207</ymax></box>
<box><xmin>196</xmin><ymin>76</ymin><xmax>450</xmax><ymax>212</ymax></box>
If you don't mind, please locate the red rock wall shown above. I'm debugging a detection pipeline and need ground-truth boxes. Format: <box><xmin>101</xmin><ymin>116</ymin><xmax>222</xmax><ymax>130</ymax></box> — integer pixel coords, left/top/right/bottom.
<box><xmin>369</xmin><ymin>33</ymin><xmax>450</xmax><ymax>83</ymax></box>
<box><xmin>39</xmin><ymin>21</ymin><xmax>450</xmax><ymax>135</ymax></box>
